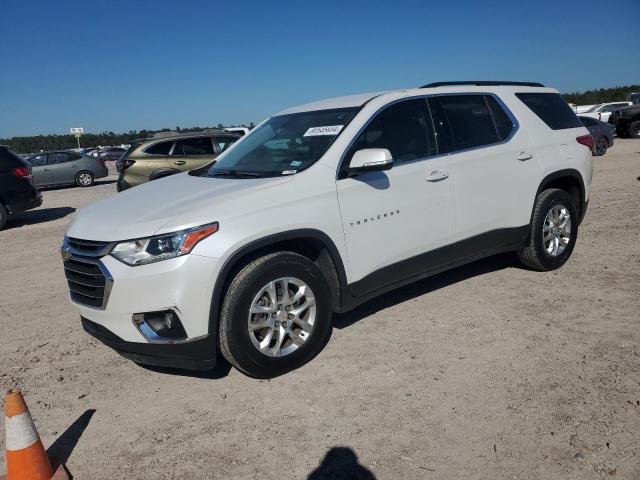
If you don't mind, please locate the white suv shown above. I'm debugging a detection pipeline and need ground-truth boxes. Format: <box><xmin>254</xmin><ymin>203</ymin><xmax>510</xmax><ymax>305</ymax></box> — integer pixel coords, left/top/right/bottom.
<box><xmin>62</xmin><ymin>81</ymin><xmax>593</xmax><ymax>378</ymax></box>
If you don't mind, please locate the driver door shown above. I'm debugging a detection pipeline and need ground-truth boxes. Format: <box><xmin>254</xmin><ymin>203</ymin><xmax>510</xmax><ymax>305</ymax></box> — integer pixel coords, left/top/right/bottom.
<box><xmin>336</xmin><ymin>98</ymin><xmax>455</xmax><ymax>295</ymax></box>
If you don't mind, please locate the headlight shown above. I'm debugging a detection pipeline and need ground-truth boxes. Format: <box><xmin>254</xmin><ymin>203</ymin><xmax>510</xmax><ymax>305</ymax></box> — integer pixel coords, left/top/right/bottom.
<box><xmin>110</xmin><ymin>223</ymin><xmax>218</xmax><ymax>266</ymax></box>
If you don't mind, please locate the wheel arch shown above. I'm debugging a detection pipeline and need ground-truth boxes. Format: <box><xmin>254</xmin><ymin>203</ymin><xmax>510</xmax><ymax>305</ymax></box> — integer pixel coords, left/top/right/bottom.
<box><xmin>208</xmin><ymin>229</ymin><xmax>349</xmax><ymax>334</ymax></box>
<box><xmin>536</xmin><ymin>169</ymin><xmax>586</xmax><ymax>224</ymax></box>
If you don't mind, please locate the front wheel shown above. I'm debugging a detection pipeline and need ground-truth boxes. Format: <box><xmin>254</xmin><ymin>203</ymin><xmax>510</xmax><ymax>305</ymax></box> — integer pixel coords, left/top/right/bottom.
<box><xmin>517</xmin><ymin>188</ymin><xmax>578</xmax><ymax>271</ymax></box>
<box><xmin>628</xmin><ymin>120</ymin><xmax>640</xmax><ymax>139</ymax></box>
<box><xmin>219</xmin><ymin>252</ymin><xmax>332</xmax><ymax>378</ymax></box>
<box><xmin>75</xmin><ymin>171</ymin><xmax>95</xmax><ymax>187</ymax></box>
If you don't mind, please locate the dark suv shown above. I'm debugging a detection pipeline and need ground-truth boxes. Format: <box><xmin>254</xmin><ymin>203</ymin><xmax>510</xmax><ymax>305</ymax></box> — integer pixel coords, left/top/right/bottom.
<box><xmin>0</xmin><ymin>145</ymin><xmax>42</xmax><ymax>230</ymax></box>
<box><xmin>608</xmin><ymin>93</ymin><xmax>640</xmax><ymax>138</ymax></box>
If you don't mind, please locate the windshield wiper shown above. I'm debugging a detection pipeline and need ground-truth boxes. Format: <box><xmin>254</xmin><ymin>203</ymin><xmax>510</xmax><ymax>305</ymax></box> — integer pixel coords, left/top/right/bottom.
<box><xmin>210</xmin><ymin>170</ymin><xmax>264</xmax><ymax>178</ymax></box>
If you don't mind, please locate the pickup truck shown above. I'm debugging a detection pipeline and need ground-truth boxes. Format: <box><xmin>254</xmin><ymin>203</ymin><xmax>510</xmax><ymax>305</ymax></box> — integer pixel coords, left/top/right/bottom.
<box><xmin>608</xmin><ymin>93</ymin><xmax>640</xmax><ymax>138</ymax></box>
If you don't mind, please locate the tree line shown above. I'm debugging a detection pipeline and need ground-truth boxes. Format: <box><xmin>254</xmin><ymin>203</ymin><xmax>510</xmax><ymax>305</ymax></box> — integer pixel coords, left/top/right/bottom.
<box><xmin>0</xmin><ymin>124</ymin><xmax>254</xmax><ymax>154</ymax></box>
<box><xmin>563</xmin><ymin>85</ymin><xmax>639</xmax><ymax>106</ymax></box>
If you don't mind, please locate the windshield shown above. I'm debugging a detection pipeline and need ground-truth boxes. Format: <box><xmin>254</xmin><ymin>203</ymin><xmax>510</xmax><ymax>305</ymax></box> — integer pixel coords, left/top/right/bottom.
<box><xmin>206</xmin><ymin>108</ymin><xmax>359</xmax><ymax>178</ymax></box>
<box><xmin>584</xmin><ymin>104</ymin><xmax>601</xmax><ymax>113</ymax></box>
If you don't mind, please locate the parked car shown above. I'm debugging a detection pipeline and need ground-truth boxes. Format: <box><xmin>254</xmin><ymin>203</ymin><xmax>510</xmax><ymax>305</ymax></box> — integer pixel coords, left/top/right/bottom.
<box><xmin>62</xmin><ymin>81</ymin><xmax>592</xmax><ymax>378</ymax></box>
<box><xmin>579</xmin><ymin>102</ymin><xmax>632</xmax><ymax>123</ymax></box>
<box><xmin>115</xmin><ymin>130</ymin><xmax>241</xmax><ymax>191</ymax></box>
<box><xmin>26</xmin><ymin>151</ymin><xmax>109</xmax><ymax>187</ymax></box>
<box><xmin>608</xmin><ymin>93</ymin><xmax>640</xmax><ymax>138</ymax></box>
<box><xmin>98</xmin><ymin>147</ymin><xmax>127</xmax><ymax>161</ymax></box>
<box><xmin>579</xmin><ymin>116</ymin><xmax>614</xmax><ymax>156</ymax></box>
<box><xmin>0</xmin><ymin>145</ymin><xmax>42</xmax><ymax>230</ymax></box>
<box><xmin>574</xmin><ymin>104</ymin><xmax>596</xmax><ymax>114</ymax></box>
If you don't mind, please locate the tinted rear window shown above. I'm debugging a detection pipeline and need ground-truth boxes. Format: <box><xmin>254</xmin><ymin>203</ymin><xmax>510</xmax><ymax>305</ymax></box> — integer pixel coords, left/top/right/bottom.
<box><xmin>0</xmin><ymin>147</ymin><xmax>28</xmax><ymax>170</ymax></box>
<box><xmin>516</xmin><ymin>93</ymin><xmax>582</xmax><ymax>130</ymax></box>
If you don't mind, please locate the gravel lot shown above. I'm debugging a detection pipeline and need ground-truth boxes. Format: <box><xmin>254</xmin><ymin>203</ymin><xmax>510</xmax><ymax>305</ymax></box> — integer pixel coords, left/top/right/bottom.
<box><xmin>1</xmin><ymin>141</ymin><xmax>639</xmax><ymax>479</ymax></box>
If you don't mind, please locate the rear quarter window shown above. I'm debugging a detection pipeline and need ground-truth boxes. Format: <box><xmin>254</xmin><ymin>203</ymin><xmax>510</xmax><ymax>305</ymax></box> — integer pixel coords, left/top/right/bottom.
<box><xmin>516</xmin><ymin>93</ymin><xmax>582</xmax><ymax>130</ymax></box>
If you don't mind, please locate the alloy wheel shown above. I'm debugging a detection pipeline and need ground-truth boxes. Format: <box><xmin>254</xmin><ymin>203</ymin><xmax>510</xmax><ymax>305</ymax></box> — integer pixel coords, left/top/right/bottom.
<box><xmin>78</xmin><ymin>173</ymin><xmax>93</xmax><ymax>186</ymax></box>
<box><xmin>247</xmin><ymin>277</ymin><xmax>316</xmax><ymax>357</ymax></box>
<box><xmin>543</xmin><ymin>204</ymin><xmax>571</xmax><ymax>257</ymax></box>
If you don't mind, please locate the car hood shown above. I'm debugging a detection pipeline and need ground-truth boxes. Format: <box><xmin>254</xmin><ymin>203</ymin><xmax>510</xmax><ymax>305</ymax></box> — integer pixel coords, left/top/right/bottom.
<box><xmin>66</xmin><ymin>172</ymin><xmax>294</xmax><ymax>241</ymax></box>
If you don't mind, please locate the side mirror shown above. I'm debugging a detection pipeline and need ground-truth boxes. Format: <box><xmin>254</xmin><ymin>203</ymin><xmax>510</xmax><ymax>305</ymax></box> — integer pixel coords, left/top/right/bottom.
<box><xmin>348</xmin><ymin>148</ymin><xmax>393</xmax><ymax>174</ymax></box>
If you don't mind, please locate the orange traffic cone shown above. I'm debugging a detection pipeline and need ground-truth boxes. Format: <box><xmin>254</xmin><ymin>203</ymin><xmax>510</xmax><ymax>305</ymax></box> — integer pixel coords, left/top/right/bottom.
<box><xmin>2</xmin><ymin>389</ymin><xmax>68</xmax><ymax>480</ymax></box>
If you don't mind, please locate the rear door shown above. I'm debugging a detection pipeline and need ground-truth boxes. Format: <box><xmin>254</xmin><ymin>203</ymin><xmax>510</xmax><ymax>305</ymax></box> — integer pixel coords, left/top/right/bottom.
<box><xmin>49</xmin><ymin>152</ymin><xmax>76</xmax><ymax>184</ymax></box>
<box><xmin>169</xmin><ymin>136</ymin><xmax>216</xmax><ymax>171</ymax></box>
<box><xmin>430</xmin><ymin>94</ymin><xmax>539</xmax><ymax>249</ymax></box>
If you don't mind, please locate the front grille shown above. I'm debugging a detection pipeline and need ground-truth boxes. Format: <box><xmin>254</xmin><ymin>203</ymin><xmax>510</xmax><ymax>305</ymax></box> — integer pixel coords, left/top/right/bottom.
<box><xmin>63</xmin><ymin>256</ymin><xmax>112</xmax><ymax>309</ymax></box>
<box><xmin>67</xmin><ymin>238</ymin><xmax>112</xmax><ymax>257</ymax></box>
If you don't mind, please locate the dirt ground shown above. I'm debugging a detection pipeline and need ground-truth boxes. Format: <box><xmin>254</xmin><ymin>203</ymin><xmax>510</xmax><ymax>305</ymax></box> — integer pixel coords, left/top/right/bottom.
<box><xmin>1</xmin><ymin>141</ymin><xmax>639</xmax><ymax>479</ymax></box>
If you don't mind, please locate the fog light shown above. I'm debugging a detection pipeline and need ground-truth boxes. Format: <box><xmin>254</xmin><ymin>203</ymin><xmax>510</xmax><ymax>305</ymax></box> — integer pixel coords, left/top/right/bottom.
<box><xmin>133</xmin><ymin>310</ymin><xmax>188</xmax><ymax>342</ymax></box>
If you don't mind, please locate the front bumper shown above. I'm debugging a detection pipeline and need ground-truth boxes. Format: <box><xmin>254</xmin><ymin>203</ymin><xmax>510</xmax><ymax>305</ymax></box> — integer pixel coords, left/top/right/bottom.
<box><xmin>82</xmin><ymin>317</ymin><xmax>216</xmax><ymax>370</ymax></box>
<box><xmin>67</xmin><ymin>252</ymin><xmax>222</xmax><ymax>370</ymax></box>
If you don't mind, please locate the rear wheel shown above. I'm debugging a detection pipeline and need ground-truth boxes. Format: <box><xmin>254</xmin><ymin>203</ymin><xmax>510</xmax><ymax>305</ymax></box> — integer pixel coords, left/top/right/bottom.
<box><xmin>593</xmin><ymin>136</ymin><xmax>608</xmax><ymax>156</ymax></box>
<box><xmin>75</xmin><ymin>171</ymin><xmax>94</xmax><ymax>187</ymax></box>
<box><xmin>0</xmin><ymin>203</ymin><xmax>7</xmax><ymax>230</ymax></box>
<box><xmin>517</xmin><ymin>188</ymin><xmax>578</xmax><ymax>271</ymax></box>
<box><xmin>628</xmin><ymin>120</ymin><xmax>640</xmax><ymax>139</ymax></box>
<box><xmin>219</xmin><ymin>252</ymin><xmax>332</xmax><ymax>378</ymax></box>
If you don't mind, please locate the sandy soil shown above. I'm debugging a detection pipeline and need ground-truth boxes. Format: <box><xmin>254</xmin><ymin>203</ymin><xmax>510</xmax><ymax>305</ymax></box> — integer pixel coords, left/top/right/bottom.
<box><xmin>1</xmin><ymin>141</ymin><xmax>639</xmax><ymax>479</ymax></box>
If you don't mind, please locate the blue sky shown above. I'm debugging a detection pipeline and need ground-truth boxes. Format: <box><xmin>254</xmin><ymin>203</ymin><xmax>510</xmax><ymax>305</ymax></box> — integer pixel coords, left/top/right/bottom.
<box><xmin>1</xmin><ymin>0</ymin><xmax>638</xmax><ymax>138</ymax></box>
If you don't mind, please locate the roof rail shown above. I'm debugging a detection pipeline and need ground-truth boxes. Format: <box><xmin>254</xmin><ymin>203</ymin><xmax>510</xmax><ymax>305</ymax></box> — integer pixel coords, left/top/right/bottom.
<box><xmin>421</xmin><ymin>81</ymin><xmax>545</xmax><ymax>88</ymax></box>
<box><xmin>150</xmin><ymin>128</ymin><xmax>229</xmax><ymax>139</ymax></box>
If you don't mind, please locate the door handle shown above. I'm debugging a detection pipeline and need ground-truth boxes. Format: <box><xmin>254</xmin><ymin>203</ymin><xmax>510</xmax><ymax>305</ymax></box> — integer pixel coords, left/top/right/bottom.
<box><xmin>517</xmin><ymin>152</ymin><xmax>533</xmax><ymax>161</ymax></box>
<box><xmin>173</xmin><ymin>160</ymin><xmax>186</xmax><ymax>166</ymax></box>
<box><xmin>425</xmin><ymin>171</ymin><xmax>449</xmax><ymax>182</ymax></box>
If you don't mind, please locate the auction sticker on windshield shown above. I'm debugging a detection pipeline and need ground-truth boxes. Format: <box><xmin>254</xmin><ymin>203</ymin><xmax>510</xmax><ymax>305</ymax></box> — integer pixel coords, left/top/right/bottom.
<box><xmin>303</xmin><ymin>125</ymin><xmax>344</xmax><ymax>136</ymax></box>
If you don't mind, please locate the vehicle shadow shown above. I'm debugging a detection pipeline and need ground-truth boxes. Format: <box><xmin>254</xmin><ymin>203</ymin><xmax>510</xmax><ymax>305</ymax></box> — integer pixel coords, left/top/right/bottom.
<box><xmin>333</xmin><ymin>252</ymin><xmax>518</xmax><ymax>329</ymax></box>
<box><xmin>307</xmin><ymin>447</ymin><xmax>377</xmax><ymax>479</ymax></box>
<box><xmin>47</xmin><ymin>409</ymin><xmax>95</xmax><ymax>471</ymax></box>
<box><xmin>139</xmin><ymin>359</ymin><xmax>233</xmax><ymax>379</ymax></box>
<box><xmin>4</xmin><ymin>207</ymin><xmax>76</xmax><ymax>229</ymax></box>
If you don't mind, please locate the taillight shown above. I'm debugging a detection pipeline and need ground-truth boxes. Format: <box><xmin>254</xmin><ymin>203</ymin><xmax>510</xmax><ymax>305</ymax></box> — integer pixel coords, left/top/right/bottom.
<box><xmin>12</xmin><ymin>167</ymin><xmax>31</xmax><ymax>178</ymax></box>
<box><xmin>576</xmin><ymin>135</ymin><xmax>594</xmax><ymax>151</ymax></box>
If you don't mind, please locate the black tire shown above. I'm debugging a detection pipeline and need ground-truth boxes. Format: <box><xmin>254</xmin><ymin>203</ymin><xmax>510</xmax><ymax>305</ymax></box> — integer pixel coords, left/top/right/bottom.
<box><xmin>593</xmin><ymin>136</ymin><xmax>608</xmax><ymax>156</ymax></box>
<box><xmin>517</xmin><ymin>188</ymin><xmax>578</xmax><ymax>271</ymax></box>
<box><xmin>75</xmin><ymin>171</ymin><xmax>95</xmax><ymax>187</ymax></box>
<box><xmin>628</xmin><ymin>120</ymin><xmax>640</xmax><ymax>139</ymax></box>
<box><xmin>219</xmin><ymin>251</ymin><xmax>332</xmax><ymax>378</ymax></box>
<box><xmin>0</xmin><ymin>203</ymin><xmax>7</xmax><ymax>231</ymax></box>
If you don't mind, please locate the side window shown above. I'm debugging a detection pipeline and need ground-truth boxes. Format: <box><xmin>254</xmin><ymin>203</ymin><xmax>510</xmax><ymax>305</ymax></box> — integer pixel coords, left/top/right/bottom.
<box><xmin>174</xmin><ymin>137</ymin><xmax>215</xmax><ymax>156</ymax></box>
<box><xmin>213</xmin><ymin>136</ymin><xmax>238</xmax><ymax>153</ymax></box>
<box><xmin>349</xmin><ymin>99</ymin><xmax>437</xmax><ymax>163</ymax></box>
<box><xmin>51</xmin><ymin>152</ymin><xmax>70</xmax><ymax>164</ymax></box>
<box><xmin>435</xmin><ymin>95</ymin><xmax>500</xmax><ymax>150</ymax></box>
<box><xmin>30</xmin><ymin>154</ymin><xmax>48</xmax><ymax>167</ymax></box>
<box><xmin>516</xmin><ymin>93</ymin><xmax>582</xmax><ymax>130</ymax></box>
<box><xmin>427</xmin><ymin>98</ymin><xmax>455</xmax><ymax>154</ymax></box>
<box><xmin>68</xmin><ymin>152</ymin><xmax>83</xmax><ymax>161</ymax></box>
<box><xmin>486</xmin><ymin>96</ymin><xmax>515</xmax><ymax>141</ymax></box>
<box><xmin>145</xmin><ymin>141</ymin><xmax>173</xmax><ymax>155</ymax></box>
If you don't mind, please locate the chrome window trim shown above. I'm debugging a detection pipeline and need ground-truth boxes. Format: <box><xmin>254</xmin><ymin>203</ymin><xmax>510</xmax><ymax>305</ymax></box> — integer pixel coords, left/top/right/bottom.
<box><xmin>336</xmin><ymin>92</ymin><xmax>520</xmax><ymax>179</ymax></box>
